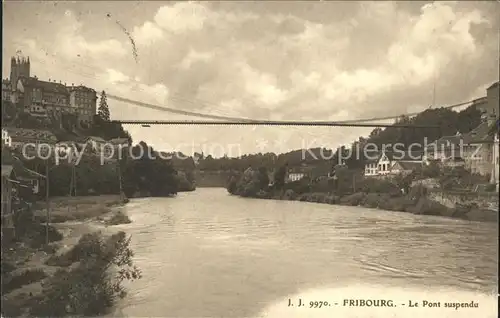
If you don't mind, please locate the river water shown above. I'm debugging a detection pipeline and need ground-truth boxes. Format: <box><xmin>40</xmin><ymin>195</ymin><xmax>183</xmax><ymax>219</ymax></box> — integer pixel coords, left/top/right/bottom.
<box><xmin>110</xmin><ymin>188</ymin><xmax>497</xmax><ymax>318</ymax></box>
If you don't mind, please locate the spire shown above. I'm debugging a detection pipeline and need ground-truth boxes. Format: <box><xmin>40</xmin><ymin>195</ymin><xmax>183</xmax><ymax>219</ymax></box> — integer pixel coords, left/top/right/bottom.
<box><xmin>11</xmin><ymin>57</ymin><xmax>16</xmax><ymax>64</ymax></box>
<box><xmin>27</xmin><ymin>57</ymin><xmax>30</xmax><ymax>64</ymax></box>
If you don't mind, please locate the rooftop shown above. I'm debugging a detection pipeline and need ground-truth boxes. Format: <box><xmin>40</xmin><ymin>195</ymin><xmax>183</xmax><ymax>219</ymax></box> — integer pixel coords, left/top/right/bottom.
<box><xmin>393</xmin><ymin>161</ymin><xmax>422</xmax><ymax>171</ymax></box>
<box><xmin>68</xmin><ymin>85</ymin><xmax>96</xmax><ymax>93</ymax></box>
<box><xmin>365</xmin><ymin>150</ymin><xmax>423</xmax><ymax>163</ymax></box>
<box><xmin>426</xmin><ymin>134</ymin><xmax>463</xmax><ymax>149</ymax></box>
<box><xmin>4</xmin><ymin>127</ymin><xmax>57</xmax><ymax>141</ymax></box>
<box><xmin>464</xmin><ymin>118</ymin><xmax>498</xmax><ymax>144</ymax></box>
<box><xmin>19</xmin><ymin>76</ymin><xmax>69</xmax><ymax>94</ymax></box>
<box><xmin>467</xmin><ymin>118</ymin><xmax>499</xmax><ymax>144</ymax></box>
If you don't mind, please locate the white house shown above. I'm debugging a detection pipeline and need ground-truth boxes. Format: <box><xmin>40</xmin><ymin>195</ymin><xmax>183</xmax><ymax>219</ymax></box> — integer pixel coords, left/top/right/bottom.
<box><xmin>364</xmin><ymin>160</ymin><xmax>378</xmax><ymax>177</ymax></box>
<box><xmin>286</xmin><ymin>171</ymin><xmax>306</xmax><ymax>183</ymax></box>
<box><xmin>285</xmin><ymin>165</ymin><xmax>311</xmax><ymax>183</ymax></box>
<box><xmin>364</xmin><ymin>150</ymin><xmax>423</xmax><ymax>177</ymax></box>
<box><xmin>376</xmin><ymin>151</ymin><xmax>393</xmax><ymax>176</ymax></box>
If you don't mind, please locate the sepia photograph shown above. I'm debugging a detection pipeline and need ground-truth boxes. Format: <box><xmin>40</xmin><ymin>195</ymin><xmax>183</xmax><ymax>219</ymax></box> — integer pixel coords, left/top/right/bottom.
<box><xmin>1</xmin><ymin>1</ymin><xmax>499</xmax><ymax>317</ymax></box>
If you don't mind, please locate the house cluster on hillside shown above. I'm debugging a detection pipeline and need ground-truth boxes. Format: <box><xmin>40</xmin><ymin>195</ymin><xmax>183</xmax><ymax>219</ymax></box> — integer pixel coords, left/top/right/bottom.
<box><xmin>2</xmin><ymin>127</ymin><xmax>129</xmax><ymax>163</ymax></box>
<box><xmin>2</xmin><ymin>56</ymin><xmax>97</xmax><ymax>126</ymax></box>
<box><xmin>362</xmin><ymin>82</ymin><xmax>499</xmax><ymax>191</ymax></box>
<box><xmin>282</xmin><ymin>82</ymin><xmax>499</xmax><ymax>192</ymax></box>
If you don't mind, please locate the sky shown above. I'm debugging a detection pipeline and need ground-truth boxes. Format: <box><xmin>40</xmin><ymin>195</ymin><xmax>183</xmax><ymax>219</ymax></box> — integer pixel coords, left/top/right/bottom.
<box><xmin>2</xmin><ymin>1</ymin><xmax>499</xmax><ymax>157</ymax></box>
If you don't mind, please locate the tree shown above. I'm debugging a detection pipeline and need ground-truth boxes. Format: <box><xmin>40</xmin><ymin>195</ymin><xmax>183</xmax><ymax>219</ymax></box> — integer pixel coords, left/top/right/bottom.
<box><xmin>97</xmin><ymin>91</ymin><xmax>111</xmax><ymax>122</ymax></box>
<box><xmin>273</xmin><ymin>164</ymin><xmax>288</xmax><ymax>189</ymax></box>
<box><xmin>257</xmin><ymin>166</ymin><xmax>270</xmax><ymax>189</ymax></box>
<box><xmin>121</xmin><ymin>142</ymin><xmax>179</xmax><ymax>197</ymax></box>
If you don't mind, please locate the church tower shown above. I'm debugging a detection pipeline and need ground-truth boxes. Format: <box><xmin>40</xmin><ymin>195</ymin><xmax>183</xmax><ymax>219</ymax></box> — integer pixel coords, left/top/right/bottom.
<box><xmin>10</xmin><ymin>56</ymin><xmax>30</xmax><ymax>90</ymax></box>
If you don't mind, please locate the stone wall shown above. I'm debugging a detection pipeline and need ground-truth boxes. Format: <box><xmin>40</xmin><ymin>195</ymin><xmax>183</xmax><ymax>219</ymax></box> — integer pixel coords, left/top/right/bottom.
<box><xmin>428</xmin><ymin>190</ymin><xmax>498</xmax><ymax>210</ymax></box>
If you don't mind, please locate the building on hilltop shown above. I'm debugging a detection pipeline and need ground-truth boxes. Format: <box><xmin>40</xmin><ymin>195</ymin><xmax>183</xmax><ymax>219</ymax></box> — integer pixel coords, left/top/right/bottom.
<box><xmin>8</xmin><ymin>55</ymin><xmax>97</xmax><ymax>126</ymax></box>
<box><xmin>10</xmin><ymin>56</ymin><xmax>30</xmax><ymax>90</ymax></box>
<box><xmin>68</xmin><ymin>84</ymin><xmax>98</xmax><ymax>124</ymax></box>
<box><xmin>17</xmin><ymin>76</ymin><xmax>70</xmax><ymax>117</ymax></box>
<box><xmin>462</xmin><ymin>113</ymin><xmax>498</xmax><ymax>176</ymax></box>
<box><xmin>467</xmin><ymin>117</ymin><xmax>499</xmax><ymax>190</ymax></box>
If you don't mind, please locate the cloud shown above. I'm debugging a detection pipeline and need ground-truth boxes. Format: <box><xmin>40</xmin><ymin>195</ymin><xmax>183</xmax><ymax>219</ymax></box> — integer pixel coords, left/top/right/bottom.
<box><xmin>178</xmin><ymin>49</ymin><xmax>215</xmax><ymax>70</ymax></box>
<box><xmin>132</xmin><ymin>21</ymin><xmax>164</xmax><ymax>46</ymax></box>
<box><xmin>153</xmin><ymin>1</ymin><xmax>214</xmax><ymax>34</ymax></box>
<box><xmin>105</xmin><ymin>69</ymin><xmax>130</xmax><ymax>84</ymax></box>
<box><xmin>57</xmin><ymin>10</ymin><xmax>128</xmax><ymax>59</ymax></box>
<box><xmin>238</xmin><ymin>63</ymin><xmax>289</xmax><ymax>107</ymax></box>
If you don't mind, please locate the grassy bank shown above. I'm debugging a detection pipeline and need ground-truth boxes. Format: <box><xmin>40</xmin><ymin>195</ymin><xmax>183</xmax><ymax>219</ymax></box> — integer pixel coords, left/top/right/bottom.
<box><xmin>1</xmin><ymin>195</ymin><xmax>138</xmax><ymax>317</ymax></box>
<box><xmin>33</xmin><ymin>194</ymin><xmax>130</xmax><ymax>224</ymax></box>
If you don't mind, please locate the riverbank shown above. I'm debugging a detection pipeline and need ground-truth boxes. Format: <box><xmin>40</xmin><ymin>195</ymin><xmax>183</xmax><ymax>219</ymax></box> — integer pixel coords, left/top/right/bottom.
<box><xmin>1</xmin><ymin>195</ymin><xmax>138</xmax><ymax>317</ymax></box>
<box><xmin>234</xmin><ymin>189</ymin><xmax>498</xmax><ymax>223</ymax></box>
<box><xmin>33</xmin><ymin>194</ymin><xmax>131</xmax><ymax>224</ymax></box>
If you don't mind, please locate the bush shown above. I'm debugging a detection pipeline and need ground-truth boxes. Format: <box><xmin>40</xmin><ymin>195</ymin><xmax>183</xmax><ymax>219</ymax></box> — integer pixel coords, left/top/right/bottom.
<box><xmin>227</xmin><ymin>177</ymin><xmax>238</xmax><ymax>195</ymax></box>
<box><xmin>284</xmin><ymin>179</ymin><xmax>311</xmax><ymax>195</ymax></box>
<box><xmin>361</xmin><ymin>177</ymin><xmax>400</xmax><ymax>194</ymax></box>
<box><xmin>2</xmin><ymin>269</ymin><xmax>47</xmax><ymax>294</ymax></box>
<box><xmin>309</xmin><ymin>178</ymin><xmax>332</xmax><ymax>193</ymax></box>
<box><xmin>27</xmin><ymin>224</ymin><xmax>63</xmax><ymax>248</ymax></box>
<box><xmin>362</xmin><ymin>193</ymin><xmax>383</xmax><ymax>208</ymax></box>
<box><xmin>340</xmin><ymin>192</ymin><xmax>366</xmax><ymax>206</ymax></box>
<box><xmin>282</xmin><ymin>189</ymin><xmax>297</xmax><ymax>200</ymax></box>
<box><xmin>409</xmin><ymin>184</ymin><xmax>428</xmax><ymax>200</ymax></box>
<box><xmin>379</xmin><ymin>196</ymin><xmax>415</xmax><ymax>212</ymax></box>
<box><xmin>105</xmin><ymin>211</ymin><xmax>132</xmax><ymax>226</ymax></box>
<box><xmin>326</xmin><ymin>195</ymin><xmax>339</xmax><ymax>204</ymax></box>
<box><xmin>31</xmin><ymin>231</ymin><xmax>141</xmax><ymax>317</ymax></box>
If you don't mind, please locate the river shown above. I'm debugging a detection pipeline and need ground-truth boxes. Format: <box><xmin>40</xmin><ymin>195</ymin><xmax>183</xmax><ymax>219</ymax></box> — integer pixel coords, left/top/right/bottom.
<box><xmin>110</xmin><ymin>188</ymin><xmax>497</xmax><ymax>318</ymax></box>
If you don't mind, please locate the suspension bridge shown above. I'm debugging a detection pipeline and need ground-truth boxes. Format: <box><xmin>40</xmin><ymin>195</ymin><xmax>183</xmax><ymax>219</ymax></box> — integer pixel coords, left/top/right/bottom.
<box><xmin>105</xmin><ymin>93</ymin><xmax>479</xmax><ymax>130</ymax></box>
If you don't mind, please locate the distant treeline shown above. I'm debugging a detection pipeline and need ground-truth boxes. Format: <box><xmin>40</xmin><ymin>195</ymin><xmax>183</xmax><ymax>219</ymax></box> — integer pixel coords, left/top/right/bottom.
<box><xmin>194</xmin><ymin>105</ymin><xmax>482</xmax><ymax>171</ymax></box>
